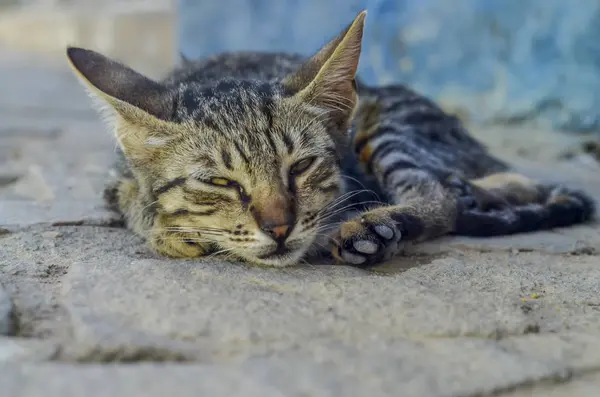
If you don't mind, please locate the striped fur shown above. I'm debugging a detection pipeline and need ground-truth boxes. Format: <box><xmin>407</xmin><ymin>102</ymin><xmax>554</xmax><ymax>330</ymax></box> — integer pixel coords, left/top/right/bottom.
<box><xmin>68</xmin><ymin>11</ymin><xmax>595</xmax><ymax>268</ymax></box>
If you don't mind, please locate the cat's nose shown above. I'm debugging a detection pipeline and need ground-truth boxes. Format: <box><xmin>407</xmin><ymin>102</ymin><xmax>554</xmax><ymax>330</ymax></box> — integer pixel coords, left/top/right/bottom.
<box><xmin>261</xmin><ymin>223</ymin><xmax>292</xmax><ymax>242</ymax></box>
<box><xmin>251</xmin><ymin>193</ymin><xmax>296</xmax><ymax>242</ymax></box>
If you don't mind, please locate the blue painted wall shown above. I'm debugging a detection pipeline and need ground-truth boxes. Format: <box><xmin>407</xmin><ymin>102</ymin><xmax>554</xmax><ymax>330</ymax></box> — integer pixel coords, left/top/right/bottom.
<box><xmin>178</xmin><ymin>0</ymin><xmax>600</xmax><ymax>133</ymax></box>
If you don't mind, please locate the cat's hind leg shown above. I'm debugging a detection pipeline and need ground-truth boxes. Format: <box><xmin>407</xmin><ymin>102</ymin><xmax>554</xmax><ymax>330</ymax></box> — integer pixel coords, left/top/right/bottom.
<box><xmin>453</xmin><ymin>172</ymin><xmax>596</xmax><ymax>236</ymax></box>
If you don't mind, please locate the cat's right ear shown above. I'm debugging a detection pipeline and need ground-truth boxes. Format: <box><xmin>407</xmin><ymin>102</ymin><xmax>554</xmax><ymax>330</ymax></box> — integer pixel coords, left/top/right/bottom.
<box><xmin>66</xmin><ymin>47</ymin><xmax>174</xmax><ymax>122</ymax></box>
<box><xmin>282</xmin><ymin>11</ymin><xmax>366</xmax><ymax>131</ymax></box>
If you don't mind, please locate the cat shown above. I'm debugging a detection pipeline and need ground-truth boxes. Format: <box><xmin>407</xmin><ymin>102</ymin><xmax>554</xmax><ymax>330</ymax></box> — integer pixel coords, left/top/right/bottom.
<box><xmin>66</xmin><ymin>11</ymin><xmax>595</xmax><ymax>268</ymax></box>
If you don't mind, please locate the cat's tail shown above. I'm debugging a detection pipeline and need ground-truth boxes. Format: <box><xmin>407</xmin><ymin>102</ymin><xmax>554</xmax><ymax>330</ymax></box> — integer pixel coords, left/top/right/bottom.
<box><xmin>453</xmin><ymin>181</ymin><xmax>596</xmax><ymax>237</ymax></box>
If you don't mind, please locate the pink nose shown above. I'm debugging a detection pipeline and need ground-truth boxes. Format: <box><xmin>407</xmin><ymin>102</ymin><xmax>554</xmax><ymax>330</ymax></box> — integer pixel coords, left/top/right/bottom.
<box><xmin>250</xmin><ymin>194</ymin><xmax>296</xmax><ymax>243</ymax></box>
<box><xmin>262</xmin><ymin>224</ymin><xmax>291</xmax><ymax>242</ymax></box>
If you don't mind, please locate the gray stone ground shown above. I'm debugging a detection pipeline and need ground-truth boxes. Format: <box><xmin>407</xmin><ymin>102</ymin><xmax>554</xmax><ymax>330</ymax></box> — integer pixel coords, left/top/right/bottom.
<box><xmin>1</xmin><ymin>48</ymin><xmax>600</xmax><ymax>397</ymax></box>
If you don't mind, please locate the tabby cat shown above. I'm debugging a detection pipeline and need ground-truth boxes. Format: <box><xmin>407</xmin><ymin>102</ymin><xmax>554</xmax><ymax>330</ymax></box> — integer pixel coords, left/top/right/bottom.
<box><xmin>66</xmin><ymin>11</ymin><xmax>595</xmax><ymax>268</ymax></box>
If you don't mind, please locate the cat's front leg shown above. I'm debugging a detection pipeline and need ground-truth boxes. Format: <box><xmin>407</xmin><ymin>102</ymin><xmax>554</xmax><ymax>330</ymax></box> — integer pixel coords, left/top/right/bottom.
<box><xmin>330</xmin><ymin>199</ymin><xmax>455</xmax><ymax>267</ymax></box>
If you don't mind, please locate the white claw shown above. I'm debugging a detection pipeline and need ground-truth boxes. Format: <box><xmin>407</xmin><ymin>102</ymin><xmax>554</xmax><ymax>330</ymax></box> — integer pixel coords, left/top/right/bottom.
<box><xmin>341</xmin><ymin>250</ymin><xmax>366</xmax><ymax>265</ymax></box>
<box><xmin>353</xmin><ymin>240</ymin><xmax>378</xmax><ymax>254</ymax></box>
<box><xmin>373</xmin><ymin>225</ymin><xmax>394</xmax><ymax>240</ymax></box>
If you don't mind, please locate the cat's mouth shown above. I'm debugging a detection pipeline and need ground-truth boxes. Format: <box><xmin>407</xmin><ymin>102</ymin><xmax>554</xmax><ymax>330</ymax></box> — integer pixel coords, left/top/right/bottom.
<box><xmin>250</xmin><ymin>244</ymin><xmax>307</xmax><ymax>267</ymax></box>
<box><xmin>257</xmin><ymin>245</ymin><xmax>295</xmax><ymax>260</ymax></box>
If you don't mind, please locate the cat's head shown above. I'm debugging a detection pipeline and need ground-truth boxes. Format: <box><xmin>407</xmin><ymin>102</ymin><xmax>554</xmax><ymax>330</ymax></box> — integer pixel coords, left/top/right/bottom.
<box><xmin>66</xmin><ymin>11</ymin><xmax>366</xmax><ymax>267</ymax></box>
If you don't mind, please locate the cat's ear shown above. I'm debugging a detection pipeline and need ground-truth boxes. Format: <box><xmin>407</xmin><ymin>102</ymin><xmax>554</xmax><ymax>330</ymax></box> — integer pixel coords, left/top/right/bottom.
<box><xmin>66</xmin><ymin>47</ymin><xmax>176</xmax><ymax>160</ymax></box>
<box><xmin>179</xmin><ymin>52</ymin><xmax>193</xmax><ymax>65</ymax></box>
<box><xmin>283</xmin><ymin>11</ymin><xmax>366</xmax><ymax>125</ymax></box>
<box><xmin>66</xmin><ymin>47</ymin><xmax>174</xmax><ymax>121</ymax></box>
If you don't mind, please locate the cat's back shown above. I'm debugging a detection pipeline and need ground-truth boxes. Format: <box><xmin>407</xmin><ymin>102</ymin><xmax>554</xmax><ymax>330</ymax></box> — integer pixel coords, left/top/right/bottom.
<box><xmin>163</xmin><ymin>52</ymin><xmax>307</xmax><ymax>85</ymax></box>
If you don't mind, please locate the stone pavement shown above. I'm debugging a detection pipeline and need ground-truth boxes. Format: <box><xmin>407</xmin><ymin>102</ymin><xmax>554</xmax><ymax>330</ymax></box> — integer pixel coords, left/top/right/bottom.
<box><xmin>1</xmin><ymin>48</ymin><xmax>600</xmax><ymax>397</ymax></box>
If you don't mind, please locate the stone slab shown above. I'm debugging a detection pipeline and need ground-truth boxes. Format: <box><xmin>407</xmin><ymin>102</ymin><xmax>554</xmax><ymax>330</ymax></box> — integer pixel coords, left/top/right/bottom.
<box><xmin>1</xmin><ymin>334</ymin><xmax>600</xmax><ymax>397</ymax></box>
<box><xmin>3</xmin><ymin>223</ymin><xmax>600</xmax><ymax>396</ymax></box>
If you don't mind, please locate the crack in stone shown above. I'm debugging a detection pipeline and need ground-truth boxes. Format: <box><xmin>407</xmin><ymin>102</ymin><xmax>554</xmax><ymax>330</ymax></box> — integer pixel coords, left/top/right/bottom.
<box><xmin>464</xmin><ymin>365</ymin><xmax>600</xmax><ymax>397</ymax></box>
<box><xmin>54</xmin><ymin>345</ymin><xmax>197</xmax><ymax>364</ymax></box>
<box><xmin>416</xmin><ymin>243</ymin><xmax>600</xmax><ymax>258</ymax></box>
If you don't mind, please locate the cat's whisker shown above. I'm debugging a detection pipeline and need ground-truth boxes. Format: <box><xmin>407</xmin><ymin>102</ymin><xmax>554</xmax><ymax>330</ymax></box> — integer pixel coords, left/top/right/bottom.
<box><xmin>339</xmin><ymin>174</ymin><xmax>381</xmax><ymax>201</ymax></box>
<box><xmin>311</xmin><ymin>240</ymin><xmax>333</xmax><ymax>253</ymax></box>
<box><xmin>319</xmin><ymin>192</ymin><xmax>387</xmax><ymax>213</ymax></box>
<box><xmin>160</xmin><ymin>229</ymin><xmax>223</xmax><ymax>234</ymax></box>
<box><xmin>316</xmin><ymin>200</ymin><xmax>387</xmax><ymax>222</ymax></box>
<box><xmin>207</xmin><ymin>247</ymin><xmax>237</xmax><ymax>258</ymax></box>
<box><xmin>314</xmin><ymin>233</ymin><xmax>340</xmax><ymax>247</ymax></box>
<box><xmin>318</xmin><ymin>189</ymin><xmax>379</xmax><ymax>214</ymax></box>
<box><xmin>299</xmin><ymin>257</ymin><xmax>313</xmax><ymax>266</ymax></box>
<box><xmin>162</xmin><ymin>226</ymin><xmax>227</xmax><ymax>232</ymax></box>
<box><xmin>141</xmin><ymin>199</ymin><xmax>160</xmax><ymax>212</ymax></box>
<box><xmin>320</xmin><ymin>189</ymin><xmax>370</xmax><ymax>209</ymax></box>
<box><xmin>311</xmin><ymin>222</ymin><xmax>344</xmax><ymax>234</ymax></box>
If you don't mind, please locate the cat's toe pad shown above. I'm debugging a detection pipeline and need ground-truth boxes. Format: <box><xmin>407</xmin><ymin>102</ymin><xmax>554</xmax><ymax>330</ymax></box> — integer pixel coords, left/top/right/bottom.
<box><xmin>332</xmin><ymin>215</ymin><xmax>402</xmax><ymax>268</ymax></box>
<box><xmin>373</xmin><ymin>224</ymin><xmax>395</xmax><ymax>240</ymax></box>
<box><xmin>353</xmin><ymin>240</ymin><xmax>378</xmax><ymax>254</ymax></box>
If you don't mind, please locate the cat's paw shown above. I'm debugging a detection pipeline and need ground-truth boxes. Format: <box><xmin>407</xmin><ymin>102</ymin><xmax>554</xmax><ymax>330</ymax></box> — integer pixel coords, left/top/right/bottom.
<box><xmin>443</xmin><ymin>174</ymin><xmax>478</xmax><ymax>210</ymax></box>
<box><xmin>444</xmin><ymin>174</ymin><xmax>509</xmax><ymax>212</ymax></box>
<box><xmin>331</xmin><ymin>212</ymin><xmax>402</xmax><ymax>268</ymax></box>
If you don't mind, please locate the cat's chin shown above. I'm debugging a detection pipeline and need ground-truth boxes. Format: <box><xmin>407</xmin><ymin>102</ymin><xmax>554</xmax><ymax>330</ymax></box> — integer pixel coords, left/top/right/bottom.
<box><xmin>240</xmin><ymin>246</ymin><xmax>308</xmax><ymax>268</ymax></box>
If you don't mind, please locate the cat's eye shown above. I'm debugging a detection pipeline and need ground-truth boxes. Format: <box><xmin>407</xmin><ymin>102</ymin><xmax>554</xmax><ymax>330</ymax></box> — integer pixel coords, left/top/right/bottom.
<box><xmin>290</xmin><ymin>157</ymin><xmax>316</xmax><ymax>176</ymax></box>
<box><xmin>206</xmin><ymin>177</ymin><xmax>246</xmax><ymax>196</ymax></box>
<box><xmin>209</xmin><ymin>177</ymin><xmax>232</xmax><ymax>186</ymax></box>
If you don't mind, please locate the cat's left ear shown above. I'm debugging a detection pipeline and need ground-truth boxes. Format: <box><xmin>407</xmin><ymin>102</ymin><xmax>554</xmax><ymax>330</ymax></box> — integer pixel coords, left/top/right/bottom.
<box><xmin>66</xmin><ymin>47</ymin><xmax>179</xmax><ymax>161</ymax></box>
<box><xmin>283</xmin><ymin>11</ymin><xmax>366</xmax><ymax>128</ymax></box>
<box><xmin>66</xmin><ymin>47</ymin><xmax>174</xmax><ymax>121</ymax></box>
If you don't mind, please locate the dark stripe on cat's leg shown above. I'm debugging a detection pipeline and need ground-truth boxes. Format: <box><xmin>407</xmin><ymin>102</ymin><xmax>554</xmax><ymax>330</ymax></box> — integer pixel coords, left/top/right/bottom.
<box><xmin>384</xmin><ymin>97</ymin><xmax>427</xmax><ymax>113</ymax></box>
<box><xmin>381</xmin><ymin>160</ymin><xmax>421</xmax><ymax>186</ymax></box>
<box><xmin>389</xmin><ymin>212</ymin><xmax>426</xmax><ymax>240</ymax></box>
<box><xmin>363</xmin><ymin>142</ymin><xmax>405</xmax><ymax>174</ymax></box>
<box><xmin>401</xmin><ymin>112</ymin><xmax>446</xmax><ymax>125</ymax></box>
<box><xmin>453</xmin><ymin>208</ymin><xmax>522</xmax><ymax>236</ymax></box>
<box><xmin>154</xmin><ymin>177</ymin><xmax>187</xmax><ymax>195</ymax></box>
<box><xmin>354</xmin><ymin>125</ymin><xmax>398</xmax><ymax>155</ymax></box>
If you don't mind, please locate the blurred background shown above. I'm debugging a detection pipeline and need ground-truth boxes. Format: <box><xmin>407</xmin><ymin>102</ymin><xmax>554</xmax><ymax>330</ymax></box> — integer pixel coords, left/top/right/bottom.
<box><xmin>1</xmin><ymin>0</ymin><xmax>600</xmax><ymax>134</ymax></box>
<box><xmin>178</xmin><ymin>0</ymin><xmax>600</xmax><ymax>135</ymax></box>
<box><xmin>0</xmin><ymin>0</ymin><xmax>175</xmax><ymax>77</ymax></box>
